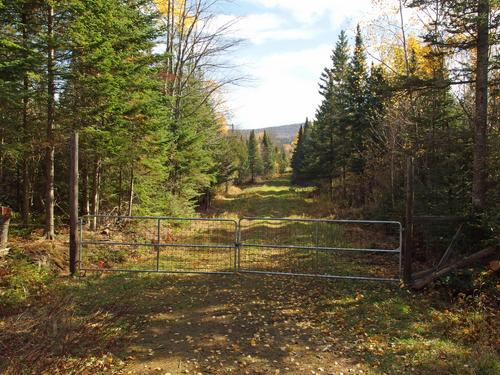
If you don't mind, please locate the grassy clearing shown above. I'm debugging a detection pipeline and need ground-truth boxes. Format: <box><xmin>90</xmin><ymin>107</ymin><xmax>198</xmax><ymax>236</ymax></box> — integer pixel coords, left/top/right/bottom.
<box><xmin>210</xmin><ymin>177</ymin><xmax>325</xmax><ymax>218</ymax></box>
<box><xmin>0</xmin><ymin>177</ymin><xmax>498</xmax><ymax>374</ymax></box>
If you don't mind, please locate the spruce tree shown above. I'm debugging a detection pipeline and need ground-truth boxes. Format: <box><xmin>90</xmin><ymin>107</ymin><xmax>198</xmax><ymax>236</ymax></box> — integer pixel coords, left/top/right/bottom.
<box><xmin>306</xmin><ymin>31</ymin><xmax>350</xmax><ymax>197</ymax></box>
<box><xmin>247</xmin><ymin>130</ymin><xmax>262</xmax><ymax>183</ymax></box>
<box><xmin>277</xmin><ymin>146</ymin><xmax>289</xmax><ymax>174</ymax></box>
<box><xmin>291</xmin><ymin>118</ymin><xmax>310</xmax><ymax>182</ymax></box>
<box><xmin>345</xmin><ymin>24</ymin><xmax>369</xmax><ymax>175</ymax></box>
<box><xmin>261</xmin><ymin>130</ymin><xmax>275</xmax><ymax>176</ymax></box>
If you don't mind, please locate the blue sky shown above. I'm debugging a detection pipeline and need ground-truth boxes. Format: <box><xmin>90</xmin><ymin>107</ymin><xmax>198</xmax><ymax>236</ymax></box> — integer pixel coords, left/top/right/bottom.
<box><xmin>215</xmin><ymin>0</ymin><xmax>375</xmax><ymax>129</ymax></box>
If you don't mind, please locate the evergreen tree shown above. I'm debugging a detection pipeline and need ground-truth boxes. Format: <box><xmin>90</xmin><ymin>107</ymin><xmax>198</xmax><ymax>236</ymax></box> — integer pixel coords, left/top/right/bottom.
<box><xmin>291</xmin><ymin>118</ymin><xmax>310</xmax><ymax>182</ymax></box>
<box><xmin>231</xmin><ymin>135</ymin><xmax>249</xmax><ymax>184</ymax></box>
<box><xmin>345</xmin><ymin>24</ymin><xmax>369</xmax><ymax>175</ymax></box>
<box><xmin>261</xmin><ymin>130</ymin><xmax>276</xmax><ymax>176</ymax></box>
<box><xmin>305</xmin><ymin>31</ymin><xmax>350</xmax><ymax>197</ymax></box>
<box><xmin>247</xmin><ymin>130</ymin><xmax>262</xmax><ymax>183</ymax></box>
<box><xmin>407</xmin><ymin>0</ymin><xmax>498</xmax><ymax>213</ymax></box>
<box><xmin>0</xmin><ymin>0</ymin><xmax>241</xmax><ymax>222</ymax></box>
<box><xmin>277</xmin><ymin>146</ymin><xmax>289</xmax><ymax>174</ymax></box>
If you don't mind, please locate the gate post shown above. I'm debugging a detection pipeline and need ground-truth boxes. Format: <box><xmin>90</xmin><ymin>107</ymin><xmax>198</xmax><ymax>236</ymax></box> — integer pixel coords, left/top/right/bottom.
<box><xmin>235</xmin><ymin>220</ymin><xmax>241</xmax><ymax>273</ymax></box>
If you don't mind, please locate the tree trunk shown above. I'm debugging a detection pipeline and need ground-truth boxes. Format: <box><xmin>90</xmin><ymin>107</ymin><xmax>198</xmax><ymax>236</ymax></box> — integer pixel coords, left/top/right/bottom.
<box><xmin>22</xmin><ymin>160</ymin><xmax>31</xmax><ymax>224</ymax></box>
<box><xmin>403</xmin><ymin>157</ymin><xmax>414</xmax><ymax>284</ymax></box>
<box><xmin>390</xmin><ymin>151</ymin><xmax>395</xmax><ymax>209</ymax></box>
<box><xmin>329</xmin><ymin>176</ymin><xmax>334</xmax><ymax>202</ymax></box>
<box><xmin>412</xmin><ymin>247</ymin><xmax>495</xmax><ymax>290</ymax></box>
<box><xmin>90</xmin><ymin>156</ymin><xmax>101</xmax><ymax>231</ymax></box>
<box><xmin>21</xmin><ymin>10</ymin><xmax>31</xmax><ymax>225</ymax></box>
<box><xmin>82</xmin><ymin>157</ymin><xmax>90</xmax><ymax>218</ymax></box>
<box><xmin>118</xmin><ymin>167</ymin><xmax>123</xmax><ymax>216</ymax></box>
<box><xmin>16</xmin><ymin>164</ymin><xmax>21</xmax><ymax>213</ymax></box>
<box><xmin>69</xmin><ymin>132</ymin><xmax>79</xmax><ymax>275</ymax></box>
<box><xmin>0</xmin><ymin>129</ymin><xmax>4</xmax><ymax>182</ymax></box>
<box><xmin>472</xmin><ymin>0</ymin><xmax>490</xmax><ymax>213</ymax></box>
<box><xmin>342</xmin><ymin>166</ymin><xmax>346</xmax><ymax>200</ymax></box>
<box><xmin>45</xmin><ymin>4</ymin><xmax>55</xmax><ymax>239</ymax></box>
<box><xmin>127</xmin><ymin>166</ymin><xmax>134</xmax><ymax>217</ymax></box>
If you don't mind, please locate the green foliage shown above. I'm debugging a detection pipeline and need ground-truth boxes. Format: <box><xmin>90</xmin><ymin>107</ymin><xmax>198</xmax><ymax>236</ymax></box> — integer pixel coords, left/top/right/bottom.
<box><xmin>0</xmin><ymin>254</ymin><xmax>52</xmax><ymax>308</ymax></box>
<box><xmin>0</xmin><ymin>0</ymin><xmax>243</xmax><ymax>219</ymax></box>
<box><xmin>291</xmin><ymin>21</ymin><xmax>496</xmax><ymax>231</ymax></box>
<box><xmin>247</xmin><ymin>130</ymin><xmax>263</xmax><ymax>182</ymax></box>
<box><xmin>261</xmin><ymin>131</ymin><xmax>276</xmax><ymax>176</ymax></box>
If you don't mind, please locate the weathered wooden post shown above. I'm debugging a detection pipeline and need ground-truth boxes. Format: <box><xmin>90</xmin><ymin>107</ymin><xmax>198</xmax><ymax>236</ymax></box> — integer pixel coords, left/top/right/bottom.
<box><xmin>403</xmin><ymin>156</ymin><xmax>414</xmax><ymax>285</ymax></box>
<box><xmin>69</xmin><ymin>131</ymin><xmax>79</xmax><ymax>275</ymax></box>
<box><xmin>1</xmin><ymin>206</ymin><xmax>11</xmax><ymax>254</ymax></box>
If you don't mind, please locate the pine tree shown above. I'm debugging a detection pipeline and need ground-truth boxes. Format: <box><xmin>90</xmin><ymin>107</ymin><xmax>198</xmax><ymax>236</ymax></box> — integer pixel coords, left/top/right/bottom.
<box><xmin>261</xmin><ymin>130</ymin><xmax>276</xmax><ymax>176</ymax></box>
<box><xmin>291</xmin><ymin>118</ymin><xmax>310</xmax><ymax>182</ymax></box>
<box><xmin>407</xmin><ymin>0</ymin><xmax>497</xmax><ymax>213</ymax></box>
<box><xmin>247</xmin><ymin>130</ymin><xmax>262</xmax><ymax>183</ymax></box>
<box><xmin>305</xmin><ymin>31</ymin><xmax>350</xmax><ymax>197</ymax></box>
<box><xmin>345</xmin><ymin>24</ymin><xmax>369</xmax><ymax>175</ymax></box>
<box><xmin>277</xmin><ymin>146</ymin><xmax>289</xmax><ymax>174</ymax></box>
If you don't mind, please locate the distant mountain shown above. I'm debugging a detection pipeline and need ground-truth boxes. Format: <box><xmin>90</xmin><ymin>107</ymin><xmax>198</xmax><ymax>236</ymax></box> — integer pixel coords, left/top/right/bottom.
<box><xmin>234</xmin><ymin>123</ymin><xmax>301</xmax><ymax>146</ymax></box>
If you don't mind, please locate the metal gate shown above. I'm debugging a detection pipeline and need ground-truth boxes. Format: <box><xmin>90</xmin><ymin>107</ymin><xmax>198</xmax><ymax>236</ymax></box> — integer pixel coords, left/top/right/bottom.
<box><xmin>79</xmin><ymin>215</ymin><xmax>238</xmax><ymax>274</ymax></box>
<box><xmin>238</xmin><ymin>218</ymin><xmax>402</xmax><ymax>281</ymax></box>
<box><xmin>79</xmin><ymin>215</ymin><xmax>402</xmax><ymax>281</ymax></box>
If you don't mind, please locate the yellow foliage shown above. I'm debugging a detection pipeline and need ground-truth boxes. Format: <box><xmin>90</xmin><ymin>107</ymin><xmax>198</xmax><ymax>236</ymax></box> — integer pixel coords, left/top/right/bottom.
<box><xmin>154</xmin><ymin>0</ymin><xmax>195</xmax><ymax>29</ymax></box>
<box><xmin>215</xmin><ymin>111</ymin><xmax>229</xmax><ymax>134</ymax></box>
<box><xmin>390</xmin><ymin>36</ymin><xmax>443</xmax><ymax>79</ymax></box>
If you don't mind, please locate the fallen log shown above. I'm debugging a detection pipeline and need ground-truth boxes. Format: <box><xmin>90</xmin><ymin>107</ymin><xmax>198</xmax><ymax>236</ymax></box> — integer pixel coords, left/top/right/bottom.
<box><xmin>411</xmin><ymin>247</ymin><xmax>497</xmax><ymax>290</ymax></box>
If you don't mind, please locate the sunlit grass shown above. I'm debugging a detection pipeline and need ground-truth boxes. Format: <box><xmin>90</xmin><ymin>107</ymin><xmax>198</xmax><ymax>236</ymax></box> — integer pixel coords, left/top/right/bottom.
<box><xmin>2</xmin><ymin>176</ymin><xmax>497</xmax><ymax>374</ymax></box>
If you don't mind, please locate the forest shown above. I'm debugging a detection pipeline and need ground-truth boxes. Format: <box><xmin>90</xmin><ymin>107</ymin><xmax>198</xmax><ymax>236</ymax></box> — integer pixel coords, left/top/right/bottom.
<box><xmin>0</xmin><ymin>0</ymin><xmax>250</xmax><ymax>233</ymax></box>
<box><xmin>0</xmin><ymin>0</ymin><xmax>499</xmax><ymax>374</ymax></box>
<box><xmin>290</xmin><ymin>3</ymin><xmax>499</xmax><ymax>255</ymax></box>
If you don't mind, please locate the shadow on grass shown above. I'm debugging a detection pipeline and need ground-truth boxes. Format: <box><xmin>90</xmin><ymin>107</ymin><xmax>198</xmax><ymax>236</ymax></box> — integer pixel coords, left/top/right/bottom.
<box><xmin>2</xmin><ymin>272</ymin><xmax>495</xmax><ymax>374</ymax></box>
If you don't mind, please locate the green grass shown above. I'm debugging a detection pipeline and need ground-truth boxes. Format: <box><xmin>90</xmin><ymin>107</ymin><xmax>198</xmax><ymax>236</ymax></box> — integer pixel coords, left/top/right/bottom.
<box><xmin>1</xmin><ymin>176</ymin><xmax>498</xmax><ymax>374</ymax></box>
<box><xmin>213</xmin><ymin>177</ymin><xmax>321</xmax><ymax>218</ymax></box>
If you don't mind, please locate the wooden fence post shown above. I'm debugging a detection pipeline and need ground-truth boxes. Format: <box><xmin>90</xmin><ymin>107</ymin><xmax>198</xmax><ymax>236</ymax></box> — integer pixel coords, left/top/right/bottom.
<box><xmin>403</xmin><ymin>156</ymin><xmax>414</xmax><ymax>285</ymax></box>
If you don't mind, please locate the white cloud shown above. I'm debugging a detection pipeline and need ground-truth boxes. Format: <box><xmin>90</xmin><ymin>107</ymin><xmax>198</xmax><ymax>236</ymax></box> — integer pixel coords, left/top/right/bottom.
<box><xmin>213</xmin><ymin>13</ymin><xmax>315</xmax><ymax>44</ymax></box>
<box><xmin>220</xmin><ymin>0</ymin><xmax>391</xmax><ymax>128</ymax></box>
<box><xmin>250</xmin><ymin>0</ymin><xmax>373</xmax><ymax>25</ymax></box>
<box><xmin>227</xmin><ymin>45</ymin><xmax>332</xmax><ymax>129</ymax></box>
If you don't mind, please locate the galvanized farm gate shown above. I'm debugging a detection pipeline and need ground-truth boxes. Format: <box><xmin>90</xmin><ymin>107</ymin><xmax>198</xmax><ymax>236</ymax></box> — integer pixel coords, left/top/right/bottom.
<box><xmin>238</xmin><ymin>218</ymin><xmax>402</xmax><ymax>282</ymax></box>
<box><xmin>79</xmin><ymin>215</ymin><xmax>402</xmax><ymax>281</ymax></box>
<box><xmin>79</xmin><ymin>216</ymin><xmax>238</xmax><ymax>274</ymax></box>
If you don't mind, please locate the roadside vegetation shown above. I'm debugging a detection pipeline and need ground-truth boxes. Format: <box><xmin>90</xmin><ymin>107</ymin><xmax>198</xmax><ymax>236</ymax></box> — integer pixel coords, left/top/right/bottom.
<box><xmin>1</xmin><ymin>178</ymin><xmax>498</xmax><ymax>374</ymax></box>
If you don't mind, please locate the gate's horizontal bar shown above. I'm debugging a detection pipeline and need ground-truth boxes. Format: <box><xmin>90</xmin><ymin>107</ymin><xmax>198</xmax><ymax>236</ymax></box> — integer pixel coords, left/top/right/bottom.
<box><xmin>240</xmin><ymin>217</ymin><xmax>402</xmax><ymax>226</ymax></box>
<box><xmin>239</xmin><ymin>243</ymin><xmax>400</xmax><ymax>253</ymax></box>
<box><xmin>81</xmin><ymin>215</ymin><xmax>238</xmax><ymax>223</ymax></box>
<box><xmin>79</xmin><ymin>267</ymin><xmax>235</xmax><ymax>275</ymax></box>
<box><xmin>239</xmin><ymin>270</ymin><xmax>400</xmax><ymax>282</ymax></box>
<box><xmin>81</xmin><ymin>240</ymin><xmax>235</xmax><ymax>249</ymax></box>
